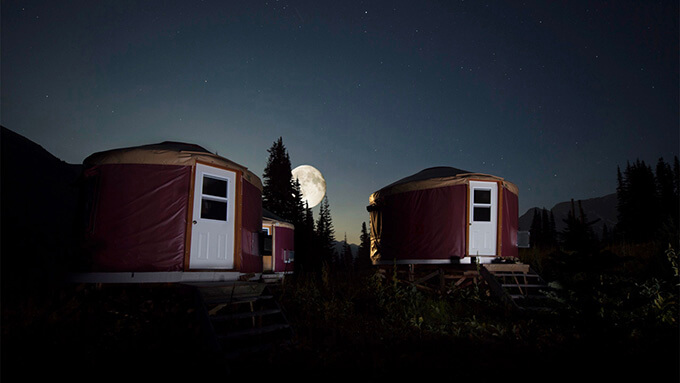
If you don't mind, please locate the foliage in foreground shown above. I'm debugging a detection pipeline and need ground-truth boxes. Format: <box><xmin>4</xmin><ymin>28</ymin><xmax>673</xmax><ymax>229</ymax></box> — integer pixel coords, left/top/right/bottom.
<box><xmin>281</xmin><ymin>241</ymin><xmax>679</xmax><ymax>361</ymax></box>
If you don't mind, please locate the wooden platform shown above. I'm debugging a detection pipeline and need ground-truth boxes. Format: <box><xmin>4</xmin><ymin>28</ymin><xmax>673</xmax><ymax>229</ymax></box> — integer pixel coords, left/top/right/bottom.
<box><xmin>376</xmin><ymin>262</ymin><xmax>555</xmax><ymax>311</ymax></box>
<box><xmin>190</xmin><ymin>281</ymin><xmax>293</xmax><ymax>359</ymax></box>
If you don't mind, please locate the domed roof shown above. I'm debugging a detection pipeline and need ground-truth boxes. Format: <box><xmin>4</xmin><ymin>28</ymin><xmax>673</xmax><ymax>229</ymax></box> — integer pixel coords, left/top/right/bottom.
<box><xmin>383</xmin><ymin>166</ymin><xmax>471</xmax><ymax>189</ymax></box>
<box><xmin>83</xmin><ymin>141</ymin><xmax>262</xmax><ymax>190</ymax></box>
<box><xmin>370</xmin><ymin>166</ymin><xmax>516</xmax><ymax>204</ymax></box>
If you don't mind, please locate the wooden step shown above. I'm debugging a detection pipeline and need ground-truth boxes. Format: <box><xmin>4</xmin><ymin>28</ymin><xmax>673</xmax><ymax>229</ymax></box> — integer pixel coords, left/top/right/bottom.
<box><xmin>492</xmin><ymin>273</ymin><xmax>541</xmax><ymax>278</ymax></box>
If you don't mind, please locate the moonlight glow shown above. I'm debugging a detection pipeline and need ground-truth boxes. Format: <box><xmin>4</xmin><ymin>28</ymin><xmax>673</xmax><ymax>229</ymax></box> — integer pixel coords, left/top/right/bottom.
<box><xmin>292</xmin><ymin>165</ymin><xmax>326</xmax><ymax>208</ymax></box>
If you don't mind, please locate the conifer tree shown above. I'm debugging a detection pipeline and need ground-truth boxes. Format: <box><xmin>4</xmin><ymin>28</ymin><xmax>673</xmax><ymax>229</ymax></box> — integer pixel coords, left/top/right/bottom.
<box><xmin>656</xmin><ymin>157</ymin><xmax>677</xmax><ymax>226</ymax></box>
<box><xmin>548</xmin><ymin>211</ymin><xmax>557</xmax><ymax>246</ymax></box>
<box><xmin>616</xmin><ymin>159</ymin><xmax>659</xmax><ymax>242</ymax></box>
<box><xmin>262</xmin><ymin>137</ymin><xmax>296</xmax><ymax>221</ymax></box>
<box><xmin>561</xmin><ymin>199</ymin><xmax>599</xmax><ymax>253</ymax></box>
<box><xmin>541</xmin><ymin>208</ymin><xmax>550</xmax><ymax>245</ymax></box>
<box><xmin>357</xmin><ymin>221</ymin><xmax>372</xmax><ymax>269</ymax></box>
<box><xmin>340</xmin><ymin>233</ymin><xmax>353</xmax><ymax>270</ymax></box>
<box><xmin>530</xmin><ymin>209</ymin><xmax>543</xmax><ymax>247</ymax></box>
<box><xmin>294</xmin><ymin>200</ymin><xmax>317</xmax><ymax>273</ymax></box>
<box><xmin>315</xmin><ymin>196</ymin><xmax>335</xmax><ymax>267</ymax></box>
<box><xmin>291</xmin><ymin>177</ymin><xmax>304</xmax><ymax>226</ymax></box>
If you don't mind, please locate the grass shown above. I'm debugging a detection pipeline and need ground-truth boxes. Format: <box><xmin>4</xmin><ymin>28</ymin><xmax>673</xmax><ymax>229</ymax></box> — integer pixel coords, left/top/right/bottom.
<box><xmin>2</xmin><ymin>244</ymin><xmax>678</xmax><ymax>381</ymax></box>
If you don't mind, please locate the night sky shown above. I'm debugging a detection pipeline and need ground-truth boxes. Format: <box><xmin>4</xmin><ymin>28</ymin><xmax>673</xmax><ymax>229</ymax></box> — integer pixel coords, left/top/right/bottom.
<box><xmin>2</xmin><ymin>1</ymin><xmax>678</xmax><ymax>244</ymax></box>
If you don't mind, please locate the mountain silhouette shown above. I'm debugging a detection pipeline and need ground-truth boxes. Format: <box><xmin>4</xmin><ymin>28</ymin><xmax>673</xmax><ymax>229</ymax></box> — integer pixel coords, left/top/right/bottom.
<box><xmin>519</xmin><ymin>193</ymin><xmax>618</xmax><ymax>238</ymax></box>
<box><xmin>1</xmin><ymin>126</ymin><xmax>82</xmax><ymax>286</ymax></box>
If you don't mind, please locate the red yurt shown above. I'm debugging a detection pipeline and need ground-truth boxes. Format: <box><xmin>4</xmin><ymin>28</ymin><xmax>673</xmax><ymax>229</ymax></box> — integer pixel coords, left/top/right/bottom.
<box><xmin>261</xmin><ymin>209</ymin><xmax>295</xmax><ymax>276</ymax></box>
<box><xmin>76</xmin><ymin>142</ymin><xmax>263</xmax><ymax>282</ymax></box>
<box><xmin>367</xmin><ymin>167</ymin><xmax>519</xmax><ymax>265</ymax></box>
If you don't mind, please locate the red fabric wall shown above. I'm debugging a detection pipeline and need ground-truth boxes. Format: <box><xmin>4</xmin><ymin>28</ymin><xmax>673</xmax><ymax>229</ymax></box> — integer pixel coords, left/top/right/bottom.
<box><xmin>501</xmin><ymin>188</ymin><xmax>519</xmax><ymax>258</ymax></box>
<box><xmin>274</xmin><ymin>226</ymin><xmax>294</xmax><ymax>272</ymax></box>
<box><xmin>239</xmin><ymin>179</ymin><xmax>263</xmax><ymax>273</ymax></box>
<box><xmin>379</xmin><ymin>184</ymin><xmax>467</xmax><ymax>261</ymax></box>
<box><xmin>85</xmin><ymin>164</ymin><xmax>190</xmax><ymax>271</ymax></box>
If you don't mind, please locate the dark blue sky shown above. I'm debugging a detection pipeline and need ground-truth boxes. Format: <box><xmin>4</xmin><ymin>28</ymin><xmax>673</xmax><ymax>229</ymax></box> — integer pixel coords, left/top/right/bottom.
<box><xmin>2</xmin><ymin>1</ymin><xmax>678</xmax><ymax>243</ymax></box>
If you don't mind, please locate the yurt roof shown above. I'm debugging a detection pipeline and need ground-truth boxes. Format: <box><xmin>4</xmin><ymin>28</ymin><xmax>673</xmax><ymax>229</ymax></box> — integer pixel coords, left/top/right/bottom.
<box><xmin>262</xmin><ymin>208</ymin><xmax>295</xmax><ymax>229</ymax></box>
<box><xmin>83</xmin><ymin>141</ymin><xmax>262</xmax><ymax>190</ymax></box>
<box><xmin>370</xmin><ymin>166</ymin><xmax>518</xmax><ymax>204</ymax></box>
<box><xmin>382</xmin><ymin>166</ymin><xmax>471</xmax><ymax>189</ymax></box>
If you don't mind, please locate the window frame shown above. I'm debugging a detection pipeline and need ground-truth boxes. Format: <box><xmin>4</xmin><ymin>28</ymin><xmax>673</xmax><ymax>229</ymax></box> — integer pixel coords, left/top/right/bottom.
<box><xmin>472</xmin><ymin>187</ymin><xmax>493</xmax><ymax>222</ymax></box>
<box><xmin>284</xmin><ymin>250</ymin><xmax>295</xmax><ymax>264</ymax></box>
<box><xmin>199</xmin><ymin>174</ymin><xmax>229</xmax><ymax>222</ymax></box>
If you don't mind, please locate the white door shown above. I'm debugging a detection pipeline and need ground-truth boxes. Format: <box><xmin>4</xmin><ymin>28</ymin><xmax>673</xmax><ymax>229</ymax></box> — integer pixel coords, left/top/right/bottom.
<box><xmin>468</xmin><ymin>181</ymin><xmax>498</xmax><ymax>256</ymax></box>
<box><xmin>189</xmin><ymin>163</ymin><xmax>237</xmax><ymax>269</ymax></box>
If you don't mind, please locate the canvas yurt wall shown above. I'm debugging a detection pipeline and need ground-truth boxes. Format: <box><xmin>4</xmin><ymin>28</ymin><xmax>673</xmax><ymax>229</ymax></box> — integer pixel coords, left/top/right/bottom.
<box><xmin>367</xmin><ymin>167</ymin><xmax>519</xmax><ymax>265</ymax></box>
<box><xmin>78</xmin><ymin>142</ymin><xmax>263</xmax><ymax>273</ymax></box>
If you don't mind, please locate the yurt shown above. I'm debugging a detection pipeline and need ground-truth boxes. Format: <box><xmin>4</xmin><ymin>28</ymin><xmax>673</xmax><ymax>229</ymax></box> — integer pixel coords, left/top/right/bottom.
<box><xmin>75</xmin><ymin>141</ymin><xmax>263</xmax><ymax>282</ymax></box>
<box><xmin>261</xmin><ymin>209</ymin><xmax>295</xmax><ymax>276</ymax></box>
<box><xmin>367</xmin><ymin>167</ymin><xmax>519</xmax><ymax>265</ymax></box>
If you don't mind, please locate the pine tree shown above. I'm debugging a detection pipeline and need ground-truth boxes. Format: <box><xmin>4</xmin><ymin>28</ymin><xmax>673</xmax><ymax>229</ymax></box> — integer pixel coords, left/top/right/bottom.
<box><xmin>291</xmin><ymin>177</ymin><xmax>304</xmax><ymax>226</ymax></box>
<box><xmin>340</xmin><ymin>233</ymin><xmax>353</xmax><ymax>270</ymax></box>
<box><xmin>357</xmin><ymin>221</ymin><xmax>372</xmax><ymax>270</ymax></box>
<box><xmin>261</xmin><ymin>137</ymin><xmax>320</xmax><ymax>274</ymax></box>
<box><xmin>304</xmin><ymin>201</ymin><xmax>315</xmax><ymax>233</ymax></box>
<box><xmin>656</xmin><ymin>157</ymin><xmax>676</xmax><ymax>225</ymax></box>
<box><xmin>530</xmin><ymin>209</ymin><xmax>543</xmax><ymax>247</ymax></box>
<box><xmin>548</xmin><ymin>211</ymin><xmax>557</xmax><ymax>246</ymax></box>
<box><xmin>315</xmin><ymin>196</ymin><xmax>335</xmax><ymax>267</ymax></box>
<box><xmin>262</xmin><ymin>137</ymin><xmax>296</xmax><ymax>221</ymax></box>
<box><xmin>294</xmin><ymin>200</ymin><xmax>317</xmax><ymax>274</ymax></box>
<box><xmin>561</xmin><ymin>199</ymin><xmax>599</xmax><ymax>253</ymax></box>
<box><xmin>541</xmin><ymin>208</ymin><xmax>550</xmax><ymax>246</ymax></box>
<box><xmin>616</xmin><ymin>159</ymin><xmax>659</xmax><ymax>242</ymax></box>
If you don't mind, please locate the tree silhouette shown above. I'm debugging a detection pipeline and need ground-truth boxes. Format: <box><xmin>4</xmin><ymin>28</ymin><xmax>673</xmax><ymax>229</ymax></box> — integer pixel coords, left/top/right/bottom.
<box><xmin>561</xmin><ymin>199</ymin><xmax>599</xmax><ymax>253</ymax></box>
<box><xmin>530</xmin><ymin>208</ymin><xmax>557</xmax><ymax>248</ymax></box>
<box><xmin>356</xmin><ymin>221</ymin><xmax>372</xmax><ymax>270</ymax></box>
<box><xmin>262</xmin><ymin>137</ymin><xmax>296</xmax><ymax>221</ymax></box>
<box><xmin>616</xmin><ymin>157</ymin><xmax>679</xmax><ymax>244</ymax></box>
<box><xmin>339</xmin><ymin>233</ymin><xmax>354</xmax><ymax>271</ymax></box>
<box><xmin>315</xmin><ymin>196</ymin><xmax>335</xmax><ymax>267</ymax></box>
<box><xmin>261</xmin><ymin>137</ymin><xmax>321</xmax><ymax>273</ymax></box>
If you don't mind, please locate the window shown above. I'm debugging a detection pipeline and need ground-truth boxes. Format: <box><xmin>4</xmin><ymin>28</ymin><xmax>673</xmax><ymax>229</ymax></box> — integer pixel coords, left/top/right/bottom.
<box><xmin>200</xmin><ymin>175</ymin><xmax>228</xmax><ymax>221</ymax></box>
<box><xmin>259</xmin><ymin>229</ymin><xmax>272</xmax><ymax>255</ymax></box>
<box><xmin>284</xmin><ymin>250</ymin><xmax>295</xmax><ymax>263</ymax></box>
<box><xmin>474</xmin><ymin>207</ymin><xmax>491</xmax><ymax>221</ymax></box>
<box><xmin>202</xmin><ymin>176</ymin><xmax>227</xmax><ymax>198</ymax></box>
<box><xmin>201</xmin><ymin>199</ymin><xmax>227</xmax><ymax>220</ymax></box>
<box><xmin>474</xmin><ymin>189</ymin><xmax>491</xmax><ymax>204</ymax></box>
<box><xmin>472</xmin><ymin>188</ymin><xmax>492</xmax><ymax>222</ymax></box>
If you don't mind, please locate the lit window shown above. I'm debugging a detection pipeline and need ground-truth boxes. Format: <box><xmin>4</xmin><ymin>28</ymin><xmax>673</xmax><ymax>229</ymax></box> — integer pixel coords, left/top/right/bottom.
<box><xmin>284</xmin><ymin>250</ymin><xmax>295</xmax><ymax>263</ymax></box>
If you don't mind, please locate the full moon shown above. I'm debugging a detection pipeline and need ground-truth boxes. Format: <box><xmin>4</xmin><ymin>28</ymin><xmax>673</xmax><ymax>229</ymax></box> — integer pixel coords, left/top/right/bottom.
<box><xmin>292</xmin><ymin>165</ymin><xmax>326</xmax><ymax>208</ymax></box>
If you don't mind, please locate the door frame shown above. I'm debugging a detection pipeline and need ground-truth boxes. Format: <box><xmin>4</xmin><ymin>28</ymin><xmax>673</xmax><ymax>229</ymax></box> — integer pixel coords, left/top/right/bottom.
<box><xmin>466</xmin><ymin>180</ymin><xmax>500</xmax><ymax>257</ymax></box>
<box><xmin>261</xmin><ymin>224</ymin><xmax>274</xmax><ymax>272</ymax></box>
<box><xmin>184</xmin><ymin>161</ymin><xmax>243</xmax><ymax>271</ymax></box>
